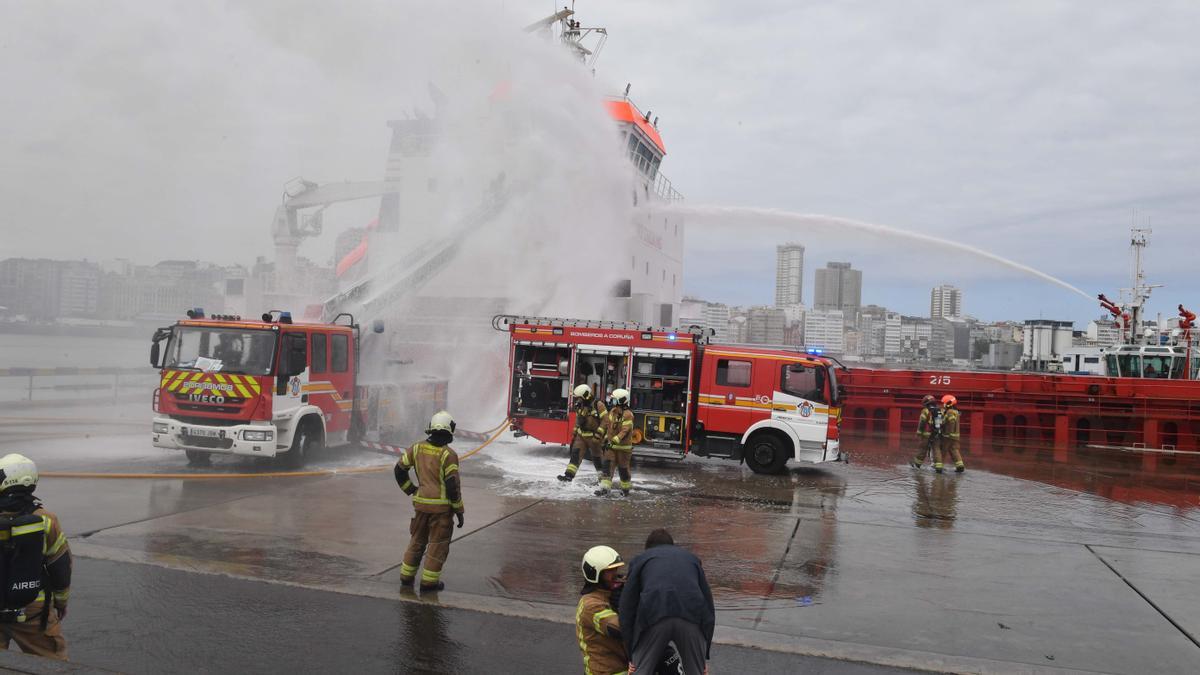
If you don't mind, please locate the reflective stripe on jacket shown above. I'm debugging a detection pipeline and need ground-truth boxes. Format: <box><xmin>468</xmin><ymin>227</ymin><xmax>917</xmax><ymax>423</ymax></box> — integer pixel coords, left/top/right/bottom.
<box><xmin>398</xmin><ymin>441</ymin><xmax>463</xmax><ymax>513</ymax></box>
<box><xmin>576</xmin><ymin>589</ymin><xmax>627</xmax><ymax>675</ymax></box>
<box><xmin>575</xmin><ymin>400</ymin><xmax>608</xmax><ymax>438</ymax></box>
<box><xmin>917</xmin><ymin>407</ymin><xmax>932</xmax><ymax>437</ymax></box>
<box><xmin>943</xmin><ymin>408</ymin><xmax>961</xmax><ymax>439</ymax></box>
<box><xmin>605</xmin><ymin>407</ymin><xmax>635</xmax><ymax>451</ymax></box>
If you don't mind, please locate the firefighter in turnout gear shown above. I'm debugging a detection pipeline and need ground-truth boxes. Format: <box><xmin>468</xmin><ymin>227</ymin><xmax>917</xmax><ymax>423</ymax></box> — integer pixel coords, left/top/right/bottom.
<box><xmin>0</xmin><ymin>454</ymin><xmax>71</xmax><ymax>660</ymax></box>
<box><xmin>575</xmin><ymin>545</ymin><xmax>627</xmax><ymax>675</ymax></box>
<box><xmin>910</xmin><ymin>395</ymin><xmax>939</xmax><ymax>469</ymax></box>
<box><xmin>559</xmin><ymin>384</ymin><xmax>608</xmax><ymax>482</ymax></box>
<box><xmin>935</xmin><ymin>395</ymin><xmax>966</xmax><ymax>473</ymax></box>
<box><xmin>595</xmin><ymin>389</ymin><xmax>635</xmax><ymax>497</ymax></box>
<box><xmin>394</xmin><ymin>411</ymin><xmax>464</xmax><ymax>591</ymax></box>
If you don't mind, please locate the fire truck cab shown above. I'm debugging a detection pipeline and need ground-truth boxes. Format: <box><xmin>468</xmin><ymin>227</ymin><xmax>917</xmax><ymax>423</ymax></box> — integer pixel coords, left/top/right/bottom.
<box><xmin>150</xmin><ymin>310</ymin><xmax>359</xmax><ymax>465</ymax></box>
<box><xmin>496</xmin><ymin>316</ymin><xmax>844</xmax><ymax>473</ymax></box>
<box><xmin>150</xmin><ymin>310</ymin><xmax>447</xmax><ymax>466</ymax></box>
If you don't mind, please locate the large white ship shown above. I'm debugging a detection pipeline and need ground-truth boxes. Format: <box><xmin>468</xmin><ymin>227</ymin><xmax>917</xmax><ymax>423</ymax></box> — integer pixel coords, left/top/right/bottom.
<box><xmin>258</xmin><ymin>6</ymin><xmax>685</xmax><ymax>412</ymax></box>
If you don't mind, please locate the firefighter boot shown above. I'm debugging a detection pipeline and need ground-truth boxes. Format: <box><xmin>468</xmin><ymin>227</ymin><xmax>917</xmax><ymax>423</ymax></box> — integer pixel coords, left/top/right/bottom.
<box><xmin>955</xmin><ymin>462</ymin><xmax>965</xmax><ymax>473</ymax></box>
<box><xmin>909</xmin><ymin>457</ymin><xmax>922</xmax><ymax>469</ymax></box>
<box><xmin>934</xmin><ymin>463</ymin><xmax>944</xmax><ymax>474</ymax></box>
<box><xmin>559</xmin><ymin>446</ymin><xmax>583</xmax><ymax>481</ymax></box>
<box><xmin>594</xmin><ymin>459</ymin><xmax>613</xmax><ymax>496</ymax></box>
<box><xmin>618</xmin><ymin>467</ymin><xmax>632</xmax><ymax>497</ymax></box>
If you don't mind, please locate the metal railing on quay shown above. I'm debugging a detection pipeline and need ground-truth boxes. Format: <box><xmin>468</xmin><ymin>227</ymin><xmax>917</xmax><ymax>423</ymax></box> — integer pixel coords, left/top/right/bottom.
<box><xmin>0</xmin><ymin>367</ymin><xmax>156</xmax><ymax>402</ymax></box>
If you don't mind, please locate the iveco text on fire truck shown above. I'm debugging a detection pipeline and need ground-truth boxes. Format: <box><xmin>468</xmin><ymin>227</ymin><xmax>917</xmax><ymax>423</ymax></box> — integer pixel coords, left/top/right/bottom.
<box><xmin>495</xmin><ymin>316</ymin><xmax>845</xmax><ymax>473</ymax></box>
<box><xmin>150</xmin><ymin>309</ymin><xmax>445</xmax><ymax>465</ymax></box>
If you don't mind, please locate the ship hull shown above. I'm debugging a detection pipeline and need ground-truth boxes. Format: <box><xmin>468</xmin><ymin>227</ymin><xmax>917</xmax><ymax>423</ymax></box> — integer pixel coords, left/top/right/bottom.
<box><xmin>840</xmin><ymin>367</ymin><xmax>1200</xmax><ymax>468</ymax></box>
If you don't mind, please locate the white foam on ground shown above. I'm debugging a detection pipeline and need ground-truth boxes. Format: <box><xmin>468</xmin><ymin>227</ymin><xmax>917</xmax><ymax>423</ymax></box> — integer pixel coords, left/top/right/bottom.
<box><xmin>475</xmin><ymin>437</ymin><xmax>695</xmax><ymax>501</ymax></box>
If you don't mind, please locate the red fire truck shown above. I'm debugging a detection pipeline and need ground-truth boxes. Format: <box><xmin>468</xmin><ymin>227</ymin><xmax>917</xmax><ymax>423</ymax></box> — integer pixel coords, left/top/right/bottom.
<box><xmin>495</xmin><ymin>316</ymin><xmax>846</xmax><ymax>473</ymax></box>
<box><xmin>150</xmin><ymin>309</ymin><xmax>445</xmax><ymax>465</ymax></box>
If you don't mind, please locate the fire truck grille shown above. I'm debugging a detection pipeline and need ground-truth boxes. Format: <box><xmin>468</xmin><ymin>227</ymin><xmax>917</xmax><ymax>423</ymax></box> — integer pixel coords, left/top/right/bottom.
<box><xmin>171</xmin><ymin>416</ymin><xmax>243</xmax><ymax>427</ymax></box>
<box><xmin>177</xmin><ymin>403</ymin><xmax>244</xmax><ymax>415</ymax></box>
<box><xmin>180</xmin><ymin>436</ymin><xmax>235</xmax><ymax>450</ymax></box>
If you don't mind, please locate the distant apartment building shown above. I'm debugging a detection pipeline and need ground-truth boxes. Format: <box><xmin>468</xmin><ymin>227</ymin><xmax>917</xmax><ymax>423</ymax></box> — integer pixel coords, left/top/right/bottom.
<box><xmin>775</xmin><ymin>243</ymin><xmax>805</xmax><ymax>307</ymax></box>
<box><xmin>0</xmin><ymin>258</ymin><xmax>101</xmax><ymax>319</ymax></box>
<box><xmin>747</xmin><ymin>306</ymin><xmax>787</xmax><ymax>345</ymax></box>
<box><xmin>931</xmin><ymin>317</ymin><xmax>971</xmax><ymax>362</ymax></box>
<box><xmin>900</xmin><ymin>316</ymin><xmax>933</xmax><ymax>361</ymax></box>
<box><xmin>930</xmin><ymin>284</ymin><xmax>963</xmax><ymax>320</ymax></box>
<box><xmin>679</xmin><ymin>297</ymin><xmax>732</xmax><ymax>341</ymax></box>
<box><xmin>804</xmin><ymin>309</ymin><xmax>845</xmax><ymax>353</ymax></box>
<box><xmin>813</xmin><ymin>262</ymin><xmax>862</xmax><ymax>322</ymax></box>
<box><xmin>1087</xmin><ymin>317</ymin><xmax>1122</xmax><ymax>345</ymax></box>
<box><xmin>858</xmin><ymin>308</ymin><xmax>902</xmax><ymax>358</ymax></box>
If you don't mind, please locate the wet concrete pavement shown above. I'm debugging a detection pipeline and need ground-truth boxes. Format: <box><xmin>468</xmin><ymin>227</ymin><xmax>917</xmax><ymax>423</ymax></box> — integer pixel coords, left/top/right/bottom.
<box><xmin>61</xmin><ymin>557</ymin><xmax>914</xmax><ymax>674</ymax></box>
<box><xmin>6</xmin><ymin>403</ymin><xmax>1200</xmax><ymax>672</ymax></box>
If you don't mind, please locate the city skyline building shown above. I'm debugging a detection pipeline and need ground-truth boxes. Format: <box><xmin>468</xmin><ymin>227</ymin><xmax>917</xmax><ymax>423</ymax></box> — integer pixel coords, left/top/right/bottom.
<box><xmin>813</xmin><ymin>262</ymin><xmax>862</xmax><ymax>320</ymax></box>
<box><xmin>931</xmin><ymin>284</ymin><xmax>963</xmax><ymax>320</ymax></box>
<box><xmin>775</xmin><ymin>243</ymin><xmax>805</xmax><ymax>307</ymax></box>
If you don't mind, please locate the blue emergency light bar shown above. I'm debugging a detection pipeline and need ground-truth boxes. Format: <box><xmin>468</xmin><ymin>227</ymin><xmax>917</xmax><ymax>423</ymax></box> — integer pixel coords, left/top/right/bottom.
<box><xmin>186</xmin><ymin>307</ymin><xmax>205</xmax><ymax>319</ymax></box>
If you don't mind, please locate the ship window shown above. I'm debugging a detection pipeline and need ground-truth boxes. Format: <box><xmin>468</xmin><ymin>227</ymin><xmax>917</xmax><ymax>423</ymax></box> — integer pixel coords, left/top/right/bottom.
<box><xmin>331</xmin><ymin>334</ymin><xmax>349</xmax><ymax>372</ymax></box>
<box><xmin>716</xmin><ymin>359</ymin><xmax>752</xmax><ymax>388</ymax></box>
<box><xmin>1142</xmin><ymin>355</ymin><xmax>1171</xmax><ymax>379</ymax></box>
<box><xmin>1169</xmin><ymin>355</ymin><xmax>1186</xmax><ymax>379</ymax></box>
<box><xmin>311</xmin><ymin>333</ymin><xmax>327</xmax><ymax>374</ymax></box>
<box><xmin>1105</xmin><ymin>354</ymin><xmax>1119</xmax><ymax>376</ymax></box>
<box><xmin>781</xmin><ymin>364</ymin><xmax>826</xmax><ymax>403</ymax></box>
<box><xmin>1116</xmin><ymin>354</ymin><xmax>1139</xmax><ymax>378</ymax></box>
<box><xmin>1084</xmin><ymin>357</ymin><xmax>1099</xmax><ymax>364</ymax></box>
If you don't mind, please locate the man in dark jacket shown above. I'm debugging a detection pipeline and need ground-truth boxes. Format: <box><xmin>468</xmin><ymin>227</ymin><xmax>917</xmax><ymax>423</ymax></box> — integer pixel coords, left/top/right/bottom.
<box><xmin>620</xmin><ymin>529</ymin><xmax>715</xmax><ymax>675</ymax></box>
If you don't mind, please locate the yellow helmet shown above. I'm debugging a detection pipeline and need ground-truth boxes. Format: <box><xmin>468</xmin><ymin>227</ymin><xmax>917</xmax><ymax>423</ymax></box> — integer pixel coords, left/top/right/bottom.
<box><xmin>611</xmin><ymin>388</ymin><xmax>630</xmax><ymax>406</ymax></box>
<box><xmin>582</xmin><ymin>545</ymin><xmax>624</xmax><ymax>584</ymax></box>
<box><xmin>573</xmin><ymin>384</ymin><xmax>593</xmax><ymax>400</ymax></box>
<box><xmin>426</xmin><ymin>411</ymin><xmax>456</xmax><ymax>434</ymax></box>
<box><xmin>0</xmin><ymin>454</ymin><xmax>38</xmax><ymax>493</ymax></box>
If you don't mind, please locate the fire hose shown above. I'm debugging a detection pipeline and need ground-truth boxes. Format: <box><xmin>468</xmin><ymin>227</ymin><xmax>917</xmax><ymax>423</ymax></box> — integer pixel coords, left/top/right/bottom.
<box><xmin>41</xmin><ymin>419</ymin><xmax>512</xmax><ymax>480</ymax></box>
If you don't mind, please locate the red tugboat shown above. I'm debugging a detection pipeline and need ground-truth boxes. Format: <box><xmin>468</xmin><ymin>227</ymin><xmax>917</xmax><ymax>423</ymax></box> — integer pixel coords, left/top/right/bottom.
<box><xmin>840</xmin><ymin>229</ymin><xmax>1200</xmax><ymax>470</ymax></box>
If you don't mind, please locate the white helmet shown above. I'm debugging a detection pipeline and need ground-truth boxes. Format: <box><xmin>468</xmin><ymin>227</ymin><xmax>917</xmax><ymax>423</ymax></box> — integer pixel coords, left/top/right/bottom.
<box><xmin>573</xmin><ymin>384</ymin><xmax>593</xmax><ymax>400</ymax></box>
<box><xmin>581</xmin><ymin>545</ymin><xmax>624</xmax><ymax>584</ymax></box>
<box><xmin>611</xmin><ymin>388</ymin><xmax>630</xmax><ymax>406</ymax></box>
<box><xmin>0</xmin><ymin>454</ymin><xmax>38</xmax><ymax>493</ymax></box>
<box><xmin>426</xmin><ymin>411</ymin><xmax>456</xmax><ymax>434</ymax></box>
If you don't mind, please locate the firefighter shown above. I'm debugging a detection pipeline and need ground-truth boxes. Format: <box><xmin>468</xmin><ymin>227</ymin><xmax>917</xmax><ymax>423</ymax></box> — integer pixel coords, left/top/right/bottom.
<box><xmin>559</xmin><ymin>384</ymin><xmax>608</xmax><ymax>482</ymax></box>
<box><xmin>0</xmin><ymin>454</ymin><xmax>71</xmax><ymax>661</ymax></box>
<box><xmin>394</xmin><ymin>411</ymin><xmax>464</xmax><ymax>592</ymax></box>
<box><xmin>910</xmin><ymin>395</ymin><xmax>939</xmax><ymax>469</ymax></box>
<box><xmin>574</xmin><ymin>545</ymin><xmax>627</xmax><ymax>675</ymax></box>
<box><xmin>936</xmin><ymin>395</ymin><xmax>966</xmax><ymax>473</ymax></box>
<box><xmin>595</xmin><ymin>389</ymin><xmax>635</xmax><ymax>497</ymax></box>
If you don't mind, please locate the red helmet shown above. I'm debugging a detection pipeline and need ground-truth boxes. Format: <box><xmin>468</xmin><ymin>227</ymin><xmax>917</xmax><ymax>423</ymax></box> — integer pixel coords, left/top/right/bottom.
<box><xmin>941</xmin><ymin>394</ymin><xmax>957</xmax><ymax>407</ymax></box>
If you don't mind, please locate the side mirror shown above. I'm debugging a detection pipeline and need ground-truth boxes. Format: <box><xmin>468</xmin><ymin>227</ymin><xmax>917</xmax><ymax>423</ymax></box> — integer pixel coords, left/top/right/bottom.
<box><xmin>150</xmin><ymin>343</ymin><xmax>161</xmax><ymax>368</ymax></box>
<box><xmin>372</xmin><ymin>319</ymin><xmax>385</xmax><ymax>334</ymax></box>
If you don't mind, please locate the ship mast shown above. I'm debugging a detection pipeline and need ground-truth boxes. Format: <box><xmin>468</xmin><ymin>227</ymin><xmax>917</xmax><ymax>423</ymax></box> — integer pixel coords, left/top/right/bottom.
<box><xmin>524</xmin><ymin>5</ymin><xmax>608</xmax><ymax>68</ymax></box>
<box><xmin>1121</xmin><ymin>227</ymin><xmax>1161</xmax><ymax>344</ymax></box>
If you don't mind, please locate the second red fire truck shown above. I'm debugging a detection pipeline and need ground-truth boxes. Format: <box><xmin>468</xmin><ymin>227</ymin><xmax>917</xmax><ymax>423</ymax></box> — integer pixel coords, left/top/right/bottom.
<box><xmin>495</xmin><ymin>315</ymin><xmax>845</xmax><ymax>473</ymax></box>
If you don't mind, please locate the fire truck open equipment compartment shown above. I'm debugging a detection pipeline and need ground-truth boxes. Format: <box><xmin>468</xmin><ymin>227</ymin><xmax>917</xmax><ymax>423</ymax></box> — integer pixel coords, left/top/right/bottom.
<box><xmin>495</xmin><ymin>315</ymin><xmax>845</xmax><ymax>473</ymax></box>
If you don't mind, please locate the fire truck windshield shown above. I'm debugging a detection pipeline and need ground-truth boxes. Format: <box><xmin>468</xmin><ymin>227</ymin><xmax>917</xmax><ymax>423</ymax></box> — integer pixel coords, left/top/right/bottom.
<box><xmin>164</xmin><ymin>327</ymin><xmax>277</xmax><ymax>375</ymax></box>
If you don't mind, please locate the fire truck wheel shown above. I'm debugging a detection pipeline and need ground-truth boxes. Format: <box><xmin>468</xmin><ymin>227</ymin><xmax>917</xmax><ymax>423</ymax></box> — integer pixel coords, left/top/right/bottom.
<box><xmin>284</xmin><ymin>419</ymin><xmax>323</xmax><ymax>468</ymax></box>
<box><xmin>185</xmin><ymin>450</ymin><xmax>211</xmax><ymax>466</ymax></box>
<box><xmin>745</xmin><ymin>433</ymin><xmax>789</xmax><ymax>475</ymax></box>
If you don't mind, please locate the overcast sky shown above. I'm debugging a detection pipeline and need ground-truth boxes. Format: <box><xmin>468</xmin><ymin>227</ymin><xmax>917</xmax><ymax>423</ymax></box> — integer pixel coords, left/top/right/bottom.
<box><xmin>2</xmin><ymin>1</ymin><xmax>1198</xmax><ymax>324</ymax></box>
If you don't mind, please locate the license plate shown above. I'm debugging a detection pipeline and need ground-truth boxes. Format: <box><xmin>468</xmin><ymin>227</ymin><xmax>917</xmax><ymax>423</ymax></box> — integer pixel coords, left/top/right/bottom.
<box><xmin>182</xmin><ymin>427</ymin><xmax>220</xmax><ymax>438</ymax></box>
